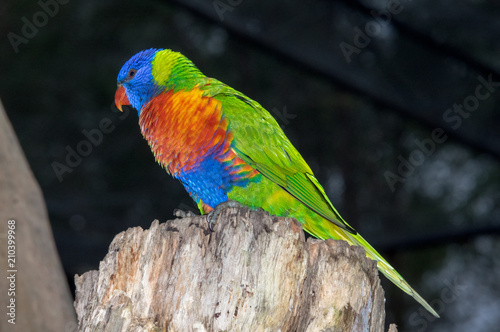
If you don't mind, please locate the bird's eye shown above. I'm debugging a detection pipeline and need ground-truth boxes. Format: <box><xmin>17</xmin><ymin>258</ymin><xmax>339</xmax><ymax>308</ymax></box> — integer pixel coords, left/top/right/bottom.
<box><xmin>127</xmin><ymin>69</ymin><xmax>137</xmax><ymax>80</ymax></box>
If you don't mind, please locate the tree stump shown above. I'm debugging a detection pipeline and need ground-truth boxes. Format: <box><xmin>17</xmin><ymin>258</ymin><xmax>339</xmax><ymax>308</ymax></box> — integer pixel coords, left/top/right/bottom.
<box><xmin>75</xmin><ymin>207</ymin><xmax>397</xmax><ymax>332</ymax></box>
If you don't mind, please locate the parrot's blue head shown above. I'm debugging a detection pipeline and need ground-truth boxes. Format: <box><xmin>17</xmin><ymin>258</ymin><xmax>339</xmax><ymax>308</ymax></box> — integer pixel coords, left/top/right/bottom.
<box><xmin>115</xmin><ymin>48</ymin><xmax>163</xmax><ymax>114</ymax></box>
<box><xmin>115</xmin><ymin>48</ymin><xmax>203</xmax><ymax>115</ymax></box>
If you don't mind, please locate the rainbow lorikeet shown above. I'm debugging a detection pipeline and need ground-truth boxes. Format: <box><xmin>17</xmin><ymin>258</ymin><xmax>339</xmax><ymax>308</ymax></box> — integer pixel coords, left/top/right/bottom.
<box><xmin>114</xmin><ymin>48</ymin><xmax>439</xmax><ymax>317</ymax></box>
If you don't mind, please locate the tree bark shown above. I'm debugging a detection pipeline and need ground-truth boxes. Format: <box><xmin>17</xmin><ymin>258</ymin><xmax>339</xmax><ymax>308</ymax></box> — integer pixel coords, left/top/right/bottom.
<box><xmin>0</xmin><ymin>100</ymin><xmax>77</xmax><ymax>331</ymax></box>
<box><xmin>75</xmin><ymin>207</ymin><xmax>397</xmax><ymax>332</ymax></box>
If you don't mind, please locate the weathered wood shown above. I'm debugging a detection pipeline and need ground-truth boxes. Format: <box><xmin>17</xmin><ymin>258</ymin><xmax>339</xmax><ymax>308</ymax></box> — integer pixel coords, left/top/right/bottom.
<box><xmin>75</xmin><ymin>207</ymin><xmax>397</xmax><ymax>332</ymax></box>
<box><xmin>388</xmin><ymin>324</ymin><xmax>398</xmax><ymax>332</ymax></box>
<box><xmin>0</xmin><ymin>100</ymin><xmax>77</xmax><ymax>331</ymax></box>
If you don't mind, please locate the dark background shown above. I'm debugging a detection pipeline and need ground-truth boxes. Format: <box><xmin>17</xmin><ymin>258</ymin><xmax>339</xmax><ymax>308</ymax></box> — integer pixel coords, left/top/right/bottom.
<box><xmin>1</xmin><ymin>0</ymin><xmax>500</xmax><ymax>330</ymax></box>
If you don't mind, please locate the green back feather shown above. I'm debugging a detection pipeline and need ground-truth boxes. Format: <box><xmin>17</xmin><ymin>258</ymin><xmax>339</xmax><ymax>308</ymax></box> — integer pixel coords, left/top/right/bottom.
<box><xmin>200</xmin><ymin>80</ymin><xmax>356</xmax><ymax>234</ymax></box>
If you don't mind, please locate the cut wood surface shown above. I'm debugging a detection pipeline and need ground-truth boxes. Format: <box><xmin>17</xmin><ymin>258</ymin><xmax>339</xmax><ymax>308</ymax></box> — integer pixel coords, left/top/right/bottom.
<box><xmin>75</xmin><ymin>207</ymin><xmax>397</xmax><ymax>332</ymax></box>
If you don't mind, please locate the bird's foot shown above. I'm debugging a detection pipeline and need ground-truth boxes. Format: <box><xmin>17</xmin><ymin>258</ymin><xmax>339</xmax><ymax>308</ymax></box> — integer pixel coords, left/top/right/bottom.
<box><xmin>173</xmin><ymin>209</ymin><xmax>196</xmax><ymax>218</ymax></box>
<box><xmin>207</xmin><ymin>200</ymin><xmax>244</xmax><ymax>231</ymax></box>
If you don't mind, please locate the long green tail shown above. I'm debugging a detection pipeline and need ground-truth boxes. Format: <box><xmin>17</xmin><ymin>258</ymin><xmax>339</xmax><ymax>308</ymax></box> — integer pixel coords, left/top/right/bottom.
<box><xmin>298</xmin><ymin>208</ymin><xmax>439</xmax><ymax>317</ymax></box>
<box><xmin>346</xmin><ymin>231</ymin><xmax>439</xmax><ymax>317</ymax></box>
<box><xmin>231</xmin><ymin>177</ymin><xmax>439</xmax><ymax>316</ymax></box>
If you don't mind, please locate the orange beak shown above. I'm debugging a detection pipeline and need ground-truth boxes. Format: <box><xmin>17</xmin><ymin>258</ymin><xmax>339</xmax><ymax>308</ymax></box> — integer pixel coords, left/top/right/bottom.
<box><xmin>114</xmin><ymin>85</ymin><xmax>130</xmax><ymax>112</ymax></box>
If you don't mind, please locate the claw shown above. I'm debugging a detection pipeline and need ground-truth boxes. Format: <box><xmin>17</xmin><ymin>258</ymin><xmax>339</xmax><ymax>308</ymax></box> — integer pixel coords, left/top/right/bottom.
<box><xmin>207</xmin><ymin>210</ymin><xmax>216</xmax><ymax>232</ymax></box>
<box><xmin>206</xmin><ymin>200</ymin><xmax>244</xmax><ymax>231</ymax></box>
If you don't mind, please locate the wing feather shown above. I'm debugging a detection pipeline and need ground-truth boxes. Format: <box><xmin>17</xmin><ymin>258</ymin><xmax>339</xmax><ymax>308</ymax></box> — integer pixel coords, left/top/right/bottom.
<box><xmin>201</xmin><ymin>79</ymin><xmax>357</xmax><ymax>234</ymax></box>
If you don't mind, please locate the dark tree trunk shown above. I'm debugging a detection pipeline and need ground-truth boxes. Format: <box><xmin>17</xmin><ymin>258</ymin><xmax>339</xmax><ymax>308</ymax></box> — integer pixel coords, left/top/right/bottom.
<box><xmin>0</xmin><ymin>100</ymin><xmax>77</xmax><ymax>332</ymax></box>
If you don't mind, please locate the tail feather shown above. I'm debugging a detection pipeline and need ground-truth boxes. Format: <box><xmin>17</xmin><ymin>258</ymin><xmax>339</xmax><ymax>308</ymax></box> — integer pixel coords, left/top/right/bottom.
<box><xmin>346</xmin><ymin>231</ymin><xmax>440</xmax><ymax>318</ymax></box>
<box><xmin>258</xmin><ymin>186</ymin><xmax>439</xmax><ymax>317</ymax></box>
<box><xmin>303</xmin><ymin>217</ymin><xmax>439</xmax><ymax>318</ymax></box>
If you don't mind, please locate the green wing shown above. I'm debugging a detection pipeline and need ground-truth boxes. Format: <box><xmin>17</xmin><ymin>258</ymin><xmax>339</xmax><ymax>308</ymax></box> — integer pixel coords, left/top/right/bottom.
<box><xmin>201</xmin><ymin>79</ymin><xmax>357</xmax><ymax>234</ymax></box>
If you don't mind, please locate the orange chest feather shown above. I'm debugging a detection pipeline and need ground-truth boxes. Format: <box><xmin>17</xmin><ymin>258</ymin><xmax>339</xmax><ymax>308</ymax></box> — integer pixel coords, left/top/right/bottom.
<box><xmin>138</xmin><ymin>88</ymin><xmax>233</xmax><ymax>174</ymax></box>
